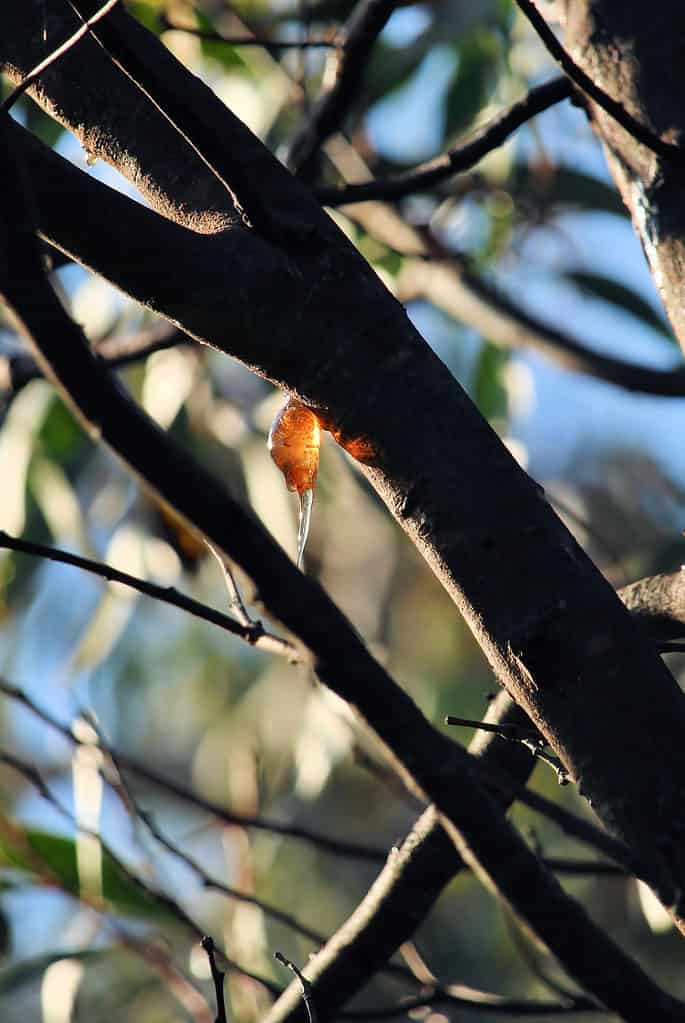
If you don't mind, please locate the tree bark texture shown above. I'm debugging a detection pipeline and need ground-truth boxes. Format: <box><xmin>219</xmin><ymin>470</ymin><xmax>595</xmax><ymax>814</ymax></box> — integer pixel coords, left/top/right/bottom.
<box><xmin>560</xmin><ymin>1</ymin><xmax>685</xmax><ymax>348</ymax></box>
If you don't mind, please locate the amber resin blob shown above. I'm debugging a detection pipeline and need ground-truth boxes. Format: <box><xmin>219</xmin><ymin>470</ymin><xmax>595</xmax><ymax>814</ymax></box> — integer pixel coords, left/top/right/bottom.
<box><xmin>268</xmin><ymin>399</ymin><xmax>321</xmax><ymax>494</ymax></box>
<box><xmin>268</xmin><ymin>398</ymin><xmax>321</xmax><ymax>569</ymax></box>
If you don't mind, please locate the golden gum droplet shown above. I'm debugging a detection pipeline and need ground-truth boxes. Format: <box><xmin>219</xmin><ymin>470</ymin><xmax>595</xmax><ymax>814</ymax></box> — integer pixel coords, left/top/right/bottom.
<box><xmin>268</xmin><ymin>399</ymin><xmax>321</xmax><ymax>494</ymax></box>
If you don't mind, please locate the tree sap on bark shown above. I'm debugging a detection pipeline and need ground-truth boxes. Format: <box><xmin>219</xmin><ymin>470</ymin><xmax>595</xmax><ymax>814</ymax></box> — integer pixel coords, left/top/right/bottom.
<box><xmin>268</xmin><ymin>398</ymin><xmax>320</xmax><ymax>570</ymax></box>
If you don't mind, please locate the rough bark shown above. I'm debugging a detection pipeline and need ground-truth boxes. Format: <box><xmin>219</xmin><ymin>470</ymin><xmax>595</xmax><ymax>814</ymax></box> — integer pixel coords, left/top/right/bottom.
<box><xmin>558</xmin><ymin>1</ymin><xmax>685</xmax><ymax>349</ymax></box>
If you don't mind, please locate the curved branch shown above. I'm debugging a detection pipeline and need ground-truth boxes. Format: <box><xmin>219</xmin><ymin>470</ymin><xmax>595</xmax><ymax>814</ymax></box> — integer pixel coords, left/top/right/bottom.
<box><xmin>316</xmin><ymin>77</ymin><xmax>572</xmax><ymax>205</ymax></box>
<box><xmin>526</xmin><ymin>1</ymin><xmax>685</xmax><ymax>351</ymax></box>
<box><xmin>399</xmin><ymin>255</ymin><xmax>685</xmax><ymax>397</ymax></box>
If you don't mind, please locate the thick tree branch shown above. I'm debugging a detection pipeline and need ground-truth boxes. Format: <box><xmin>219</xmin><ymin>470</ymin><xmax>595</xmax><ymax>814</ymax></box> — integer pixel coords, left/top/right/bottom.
<box><xmin>542</xmin><ymin>1</ymin><xmax>685</xmax><ymax>351</ymax></box>
<box><xmin>316</xmin><ymin>77</ymin><xmax>573</xmax><ymax>205</ymax></box>
<box><xmin>6</xmin><ymin>1</ymin><xmax>685</xmax><ymax>944</ymax></box>
<box><xmin>2</xmin><ymin>119</ymin><xmax>683</xmax><ymax>1021</ymax></box>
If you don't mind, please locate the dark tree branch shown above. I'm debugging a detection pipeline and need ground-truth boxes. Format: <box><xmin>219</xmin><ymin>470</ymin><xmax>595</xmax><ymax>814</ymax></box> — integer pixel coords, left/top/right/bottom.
<box><xmin>266</xmin><ymin>562</ymin><xmax>685</xmax><ymax>1022</ymax></box>
<box><xmin>7</xmin><ymin>0</ymin><xmax>685</xmax><ymax>949</ymax></box>
<box><xmin>316</xmin><ymin>77</ymin><xmax>573</xmax><ymax>205</ymax></box>
<box><xmin>514</xmin><ymin>0</ymin><xmax>682</xmax><ymax>162</ymax></box>
<box><xmin>1</xmin><ymin>118</ymin><xmax>682</xmax><ymax>1021</ymax></box>
<box><xmin>287</xmin><ymin>0</ymin><xmax>400</xmax><ymax>178</ymax></box>
<box><xmin>0</xmin><ymin>0</ymin><xmax>120</xmax><ymax>114</ymax></box>
<box><xmin>0</xmin><ymin>322</ymin><xmax>192</xmax><ymax>404</ymax></box>
<box><xmin>0</xmin><ymin>530</ymin><xmax>298</xmax><ymax>660</ymax></box>
<box><xmin>201</xmin><ymin>939</ymin><xmax>228</xmax><ymax>1023</ymax></box>
<box><xmin>621</xmin><ymin>570</ymin><xmax>685</xmax><ymax>641</ymax></box>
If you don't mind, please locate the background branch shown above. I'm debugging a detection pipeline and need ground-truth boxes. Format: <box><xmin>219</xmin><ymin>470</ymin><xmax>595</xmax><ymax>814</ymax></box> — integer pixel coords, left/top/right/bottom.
<box><xmin>316</xmin><ymin>77</ymin><xmax>572</xmax><ymax>205</ymax></box>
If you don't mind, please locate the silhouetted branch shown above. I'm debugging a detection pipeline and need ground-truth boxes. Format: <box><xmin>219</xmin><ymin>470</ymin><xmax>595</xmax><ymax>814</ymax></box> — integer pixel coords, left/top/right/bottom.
<box><xmin>1</xmin><ymin>323</ymin><xmax>191</xmax><ymax>408</ymax></box>
<box><xmin>287</xmin><ymin>0</ymin><xmax>400</xmax><ymax>177</ymax></box>
<box><xmin>316</xmin><ymin>77</ymin><xmax>572</xmax><ymax>205</ymax></box>
<box><xmin>0</xmin><ymin>747</ymin><xmax>279</xmax><ymax>995</ymax></box>
<box><xmin>0</xmin><ymin>530</ymin><xmax>297</xmax><ymax>661</ymax></box>
<box><xmin>0</xmin><ymin>0</ymin><xmax>120</xmax><ymax>114</ymax></box>
<box><xmin>201</xmin><ymin>938</ymin><xmax>228</xmax><ymax>1023</ymax></box>
<box><xmin>514</xmin><ymin>0</ymin><xmax>682</xmax><ymax>162</ymax></box>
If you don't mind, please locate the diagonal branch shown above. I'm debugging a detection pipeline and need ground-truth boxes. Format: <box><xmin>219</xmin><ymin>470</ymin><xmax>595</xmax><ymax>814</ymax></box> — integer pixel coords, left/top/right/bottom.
<box><xmin>316</xmin><ymin>77</ymin><xmax>573</xmax><ymax>205</ymax></box>
<box><xmin>267</xmin><ymin>564</ymin><xmax>685</xmax><ymax>1021</ymax></box>
<box><xmin>2</xmin><ymin>117</ymin><xmax>684</xmax><ymax>1021</ymax></box>
<box><xmin>0</xmin><ymin>0</ymin><xmax>120</xmax><ymax>114</ymax></box>
<box><xmin>0</xmin><ymin>530</ymin><xmax>297</xmax><ymax>660</ymax></box>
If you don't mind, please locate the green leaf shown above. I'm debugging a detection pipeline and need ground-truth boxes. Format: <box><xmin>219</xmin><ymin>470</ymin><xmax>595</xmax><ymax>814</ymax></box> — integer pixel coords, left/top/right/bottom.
<box><xmin>471</xmin><ymin>340</ymin><xmax>508</xmax><ymax>420</ymax></box>
<box><xmin>193</xmin><ymin>9</ymin><xmax>249</xmax><ymax>72</ymax></box>
<box><xmin>565</xmin><ymin>270</ymin><xmax>673</xmax><ymax>341</ymax></box>
<box><xmin>444</xmin><ymin>29</ymin><xmax>501</xmax><ymax>140</ymax></box>
<box><xmin>124</xmin><ymin>1</ymin><xmax>164</xmax><ymax>34</ymax></box>
<box><xmin>37</xmin><ymin>396</ymin><xmax>86</xmax><ymax>466</ymax></box>
<box><xmin>0</xmin><ymin>827</ymin><xmax>174</xmax><ymax>921</ymax></box>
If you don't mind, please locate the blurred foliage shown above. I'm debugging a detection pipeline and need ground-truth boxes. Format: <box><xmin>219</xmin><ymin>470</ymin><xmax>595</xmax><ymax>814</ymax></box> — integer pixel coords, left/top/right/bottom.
<box><xmin>1</xmin><ymin>0</ymin><xmax>685</xmax><ymax>1020</ymax></box>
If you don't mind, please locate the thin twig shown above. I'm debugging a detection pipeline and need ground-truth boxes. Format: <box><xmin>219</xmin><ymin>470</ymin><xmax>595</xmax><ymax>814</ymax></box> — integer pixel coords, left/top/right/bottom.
<box><xmin>0</xmin><ymin>530</ymin><xmax>298</xmax><ymax>661</ymax></box>
<box><xmin>287</xmin><ymin>0</ymin><xmax>401</xmax><ymax>176</ymax></box>
<box><xmin>0</xmin><ymin>0</ymin><xmax>121</xmax><ymax>114</ymax></box>
<box><xmin>140</xmin><ymin>811</ymin><xmax>327</xmax><ymax>946</ymax></box>
<box><xmin>445</xmin><ymin>716</ymin><xmax>571</xmax><ymax>785</ymax></box>
<box><xmin>205</xmin><ymin>541</ymin><xmax>254</xmax><ymax>629</ymax></box>
<box><xmin>514</xmin><ymin>0</ymin><xmax>682</xmax><ymax>162</ymax></box>
<box><xmin>0</xmin><ymin>678</ymin><xmax>386</xmax><ymax>862</ymax></box>
<box><xmin>317</xmin><ymin>77</ymin><xmax>572</xmax><ymax>205</ymax></box>
<box><xmin>445</xmin><ymin>715</ymin><xmax>538</xmax><ymax>741</ymax></box>
<box><xmin>274</xmin><ymin>953</ymin><xmax>318</xmax><ymax>1023</ymax></box>
<box><xmin>201</xmin><ymin>938</ymin><xmax>228</xmax><ymax>1023</ymax></box>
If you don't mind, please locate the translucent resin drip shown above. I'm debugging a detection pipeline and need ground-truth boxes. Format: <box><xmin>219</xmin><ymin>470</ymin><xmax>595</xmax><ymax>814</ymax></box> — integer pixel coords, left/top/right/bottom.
<box><xmin>268</xmin><ymin>398</ymin><xmax>321</xmax><ymax>570</ymax></box>
<box><xmin>296</xmin><ymin>487</ymin><xmax>314</xmax><ymax>570</ymax></box>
